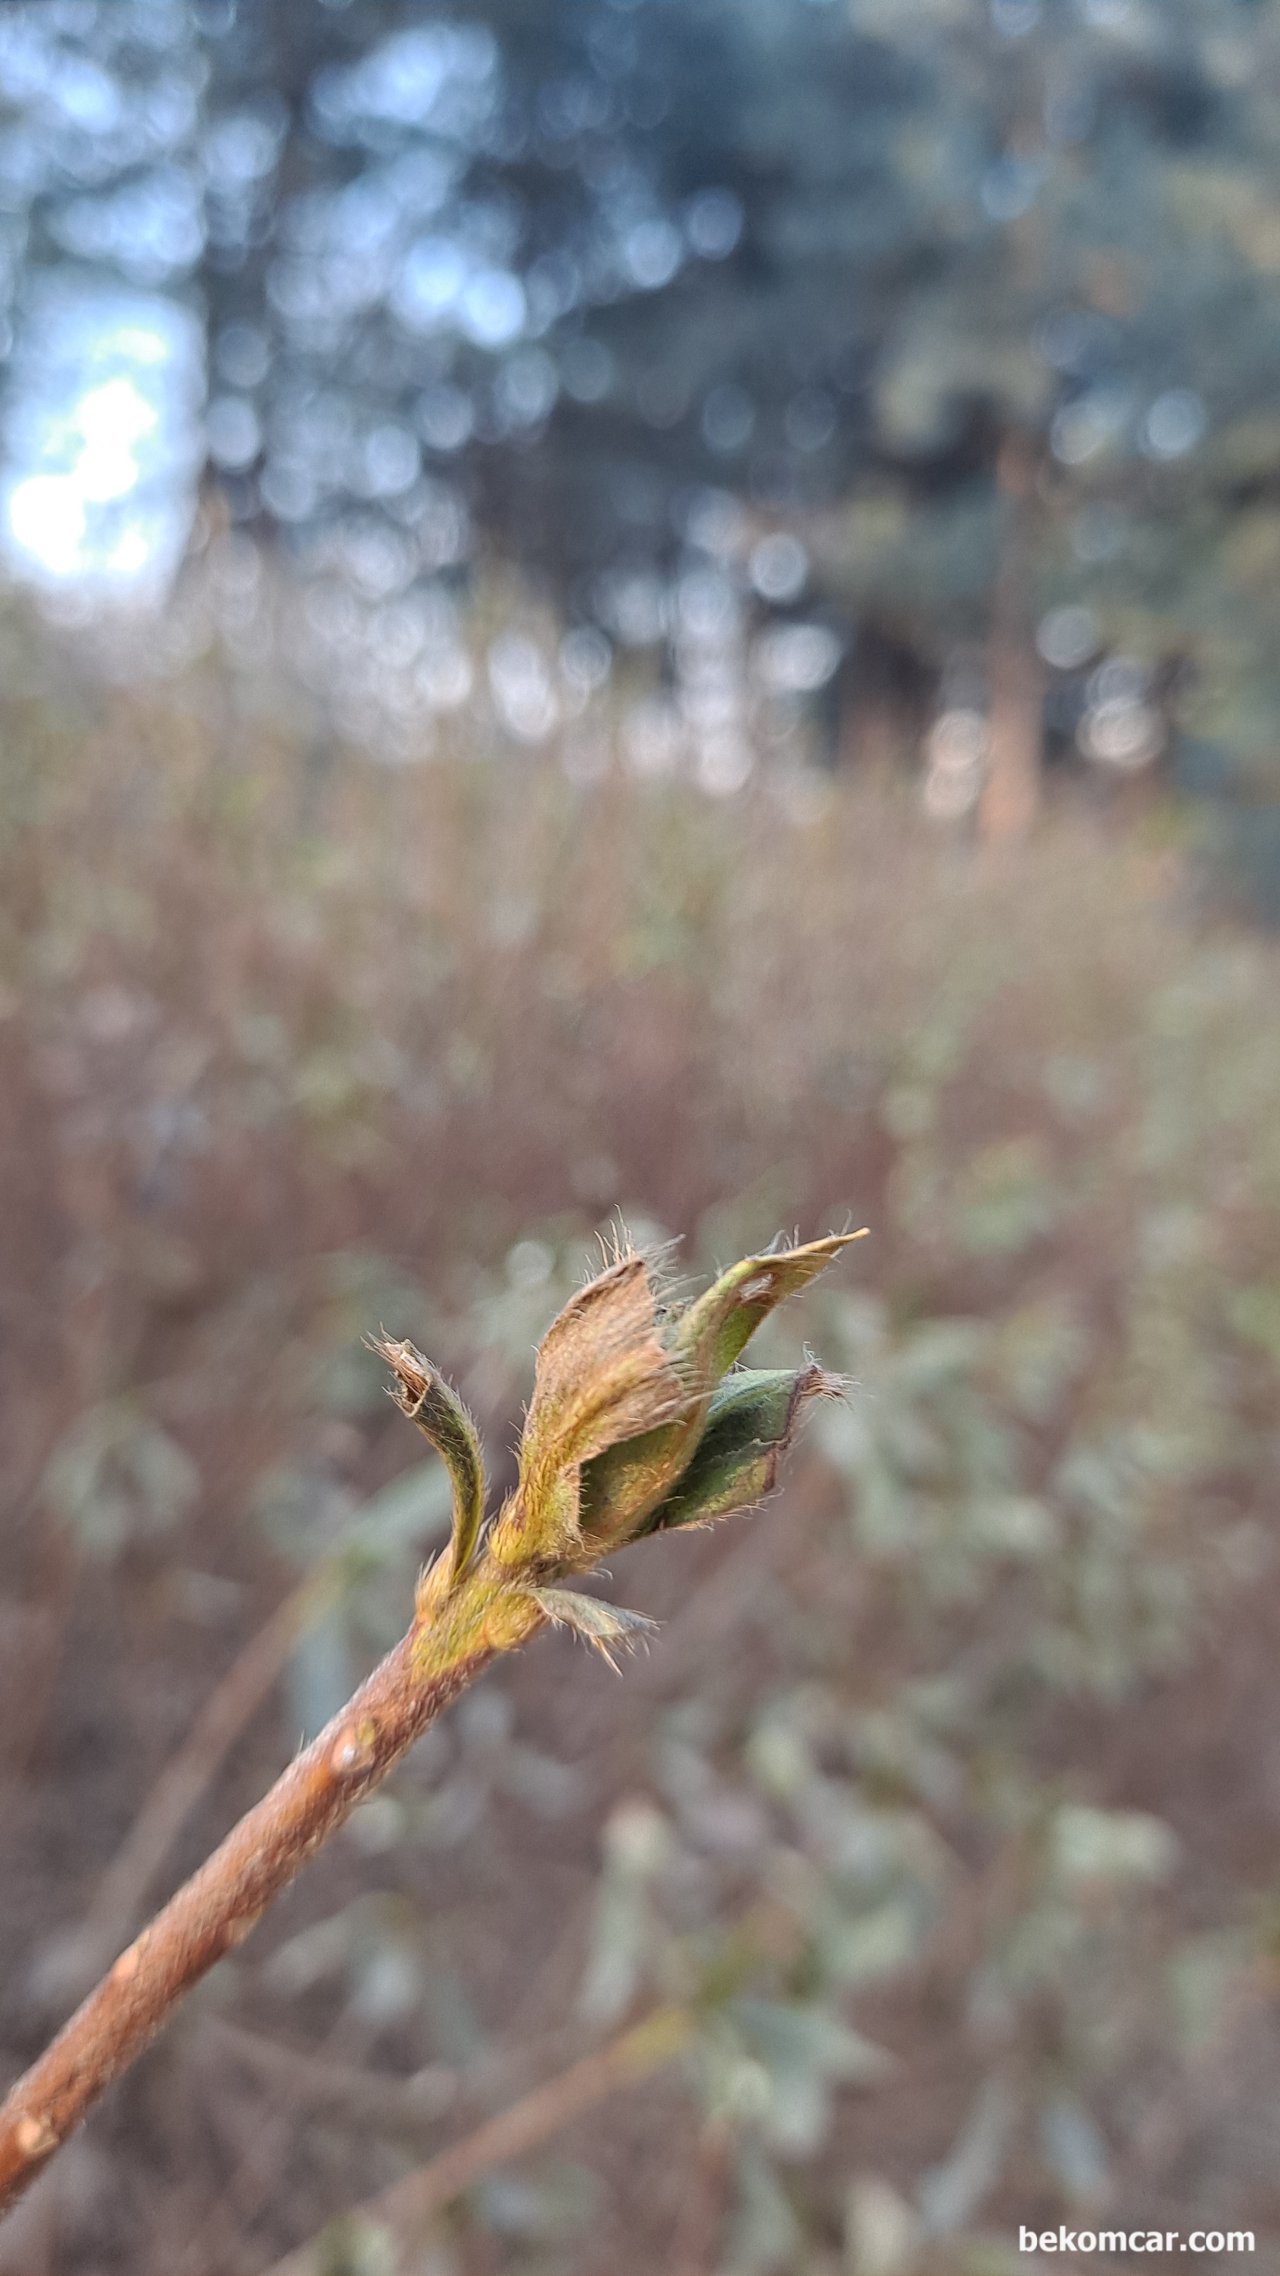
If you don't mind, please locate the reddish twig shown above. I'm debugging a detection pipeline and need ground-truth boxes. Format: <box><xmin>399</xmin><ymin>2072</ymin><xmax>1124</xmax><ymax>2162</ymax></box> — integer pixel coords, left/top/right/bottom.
<box><xmin>0</xmin><ymin>1231</ymin><xmax>858</xmax><ymax>2224</ymax></box>
<box><xmin>38</xmin><ymin>1571</ymin><xmax>337</xmax><ymax>2011</ymax></box>
<box><xmin>203</xmin><ymin>2014</ymin><xmax>462</xmax><ymax>2130</ymax></box>
<box><xmin>0</xmin><ymin>1626</ymin><xmax>492</xmax><ymax>2212</ymax></box>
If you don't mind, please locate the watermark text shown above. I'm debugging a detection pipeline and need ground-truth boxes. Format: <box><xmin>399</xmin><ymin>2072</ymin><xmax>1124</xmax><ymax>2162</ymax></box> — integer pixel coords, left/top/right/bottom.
<box><xmin>1021</xmin><ymin>2230</ymin><xmax>1254</xmax><ymax>2257</ymax></box>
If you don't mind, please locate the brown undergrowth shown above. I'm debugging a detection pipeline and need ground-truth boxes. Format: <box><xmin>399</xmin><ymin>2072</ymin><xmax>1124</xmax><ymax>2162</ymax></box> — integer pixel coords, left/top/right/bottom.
<box><xmin>3</xmin><ymin>611</ymin><xmax>1280</xmax><ymax>2271</ymax></box>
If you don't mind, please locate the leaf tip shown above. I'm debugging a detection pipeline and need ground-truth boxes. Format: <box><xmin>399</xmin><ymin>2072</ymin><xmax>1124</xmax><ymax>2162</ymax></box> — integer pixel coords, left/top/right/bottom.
<box><xmin>528</xmin><ymin>1585</ymin><xmax>659</xmax><ymax>1673</ymax></box>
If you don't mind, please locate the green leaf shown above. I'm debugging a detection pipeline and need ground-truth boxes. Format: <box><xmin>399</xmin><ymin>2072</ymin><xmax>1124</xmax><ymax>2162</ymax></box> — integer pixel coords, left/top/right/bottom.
<box><xmin>1039</xmin><ymin>2094</ymin><xmax>1110</xmax><ymax>2203</ymax></box>
<box><xmin>373</xmin><ymin>1338</ymin><xmax>487</xmax><ymax>1588</ymax></box>
<box><xmin>917</xmin><ymin>2074</ymin><xmax>1014</xmax><ymax>2236</ymax></box>
<box><xmin>845</xmin><ymin>2175</ymin><xmax>920</xmax><ymax>2276</ymax></box>
<box><xmin>578</xmin><ymin>1800</ymin><xmax>671</xmax><ymax>2023</ymax></box>
<box><xmin>643</xmin><ymin>1364</ymin><xmax>842</xmax><ymax>1535</ymax></box>
<box><xmin>580</xmin><ymin>1232</ymin><xmax>864</xmax><ymax>1546</ymax></box>
<box><xmin>1049</xmin><ymin>1804</ymin><xmax>1179</xmax><ymax>1889</ymax></box>
<box><xmin>729</xmin><ymin>1999</ymin><xmax>893</xmax><ymax>2155</ymax></box>
<box><xmin>44</xmin><ymin>1400</ymin><xmax>199</xmax><ymax>1561</ymax></box>
<box><xmin>667</xmin><ymin>1236</ymin><xmax>856</xmax><ymax>1386</ymax></box>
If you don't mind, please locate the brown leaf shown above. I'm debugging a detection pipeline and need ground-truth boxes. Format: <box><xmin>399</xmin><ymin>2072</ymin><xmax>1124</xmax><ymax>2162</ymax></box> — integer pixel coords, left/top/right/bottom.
<box><xmin>512</xmin><ymin>1251</ymin><xmax>690</xmax><ymax>1556</ymax></box>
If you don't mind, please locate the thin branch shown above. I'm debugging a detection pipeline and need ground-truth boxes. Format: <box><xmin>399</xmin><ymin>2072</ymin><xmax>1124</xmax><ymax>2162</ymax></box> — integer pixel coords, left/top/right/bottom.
<box><xmin>41</xmin><ymin>1570</ymin><xmax>338</xmax><ymax>2010</ymax></box>
<box><xmin>202</xmin><ymin>2012</ymin><xmax>581</xmax><ymax>2133</ymax></box>
<box><xmin>202</xmin><ymin>2014</ymin><xmax>461</xmax><ymax>2130</ymax></box>
<box><xmin>0</xmin><ymin>1622</ymin><xmax>497</xmax><ymax>2213</ymax></box>
<box><xmin>262</xmin><ymin>2006</ymin><xmax>693</xmax><ymax>2276</ymax></box>
<box><xmin>0</xmin><ymin>1233</ymin><xmax>857</xmax><ymax>2223</ymax></box>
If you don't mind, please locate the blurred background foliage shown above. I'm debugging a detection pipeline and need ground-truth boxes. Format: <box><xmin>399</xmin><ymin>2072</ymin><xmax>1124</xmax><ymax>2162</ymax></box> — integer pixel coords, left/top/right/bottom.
<box><xmin>3</xmin><ymin>2</ymin><xmax>1280</xmax><ymax>2272</ymax></box>
<box><xmin>4</xmin><ymin>0</ymin><xmax>1280</xmax><ymax>856</ymax></box>
<box><xmin>3</xmin><ymin>621</ymin><xmax>1280</xmax><ymax>2271</ymax></box>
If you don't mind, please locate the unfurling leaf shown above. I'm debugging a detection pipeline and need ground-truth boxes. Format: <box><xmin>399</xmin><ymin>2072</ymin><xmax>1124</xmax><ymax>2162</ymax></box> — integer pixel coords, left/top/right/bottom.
<box><xmin>580</xmin><ymin>1231</ymin><xmax>866</xmax><ymax>1546</ymax></box>
<box><xmin>509</xmin><ymin>1249</ymin><xmax>689</xmax><ymax>1557</ymax></box>
<box><xmin>526</xmin><ymin>1586</ymin><xmax>659</xmax><ymax>1671</ymax></box>
<box><xmin>675</xmin><ymin>1232</ymin><xmax>867</xmax><ymax>1384</ymax></box>
<box><xmin>388</xmin><ymin>1226</ymin><xmax>863</xmax><ymax>1590</ymax></box>
<box><xmin>642</xmin><ymin>1362</ymin><xmax>844</xmax><ymax>1534</ymax></box>
<box><xmin>372</xmin><ymin>1337</ymin><xmax>486</xmax><ymax>1588</ymax></box>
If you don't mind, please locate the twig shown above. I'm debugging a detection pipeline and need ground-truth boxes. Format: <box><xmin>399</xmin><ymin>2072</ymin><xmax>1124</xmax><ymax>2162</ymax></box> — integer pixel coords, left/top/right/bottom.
<box><xmin>0</xmin><ymin>1622</ymin><xmax>495</xmax><ymax>2212</ymax></box>
<box><xmin>0</xmin><ymin>1232</ymin><xmax>858</xmax><ymax>2220</ymax></box>
<box><xmin>40</xmin><ymin>1570</ymin><xmax>338</xmax><ymax>2008</ymax></box>
<box><xmin>261</xmin><ymin>2005</ymin><xmax>693</xmax><ymax>2276</ymax></box>
<box><xmin>202</xmin><ymin>2014</ymin><xmax>461</xmax><ymax>2129</ymax></box>
<box><xmin>202</xmin><ymin>2011</ymin><xmax>580</xmax><ymax>2133</ymax></box>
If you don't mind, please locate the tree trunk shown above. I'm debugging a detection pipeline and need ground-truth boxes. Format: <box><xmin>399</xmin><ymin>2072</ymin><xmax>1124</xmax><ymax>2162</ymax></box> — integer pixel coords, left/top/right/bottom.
<box><xmin>978</xmin><ymin>429</ymin><xmax>1044</xmax><ymax>846</ymax></box>
<box><xmin>834</xmin><ymin>624</ymin><xmax>923</xmax><ymax>783</ymax></box>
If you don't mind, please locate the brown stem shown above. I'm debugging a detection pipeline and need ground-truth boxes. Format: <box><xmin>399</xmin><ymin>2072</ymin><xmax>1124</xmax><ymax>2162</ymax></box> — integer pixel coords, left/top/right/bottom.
<box><xmin>44</xmin><ymin>1571</ymin><xmax>337</xmax><ymax>2010</ymax></box>
<box><xmin>262</xmin><ymin>2006</ymin><xmax>693</xmax><ymax>2276</ymax></box>
<box><xmin>0</xmin><ymin>1233</ymin><xmax>854</xmax><ymax>2228</ymax></box>
<box><xmin>0</xmin><ymin>1625</ymin><xmax>493</xmax><ymax>2214</ymax></box>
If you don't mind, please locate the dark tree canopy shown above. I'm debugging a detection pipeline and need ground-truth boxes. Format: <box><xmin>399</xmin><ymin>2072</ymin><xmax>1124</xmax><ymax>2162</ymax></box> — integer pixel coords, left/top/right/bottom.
<box><xmin>3</xmin><ymin>0</ymin><xmax>1280</xmax><ymax>810</ymax></box>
